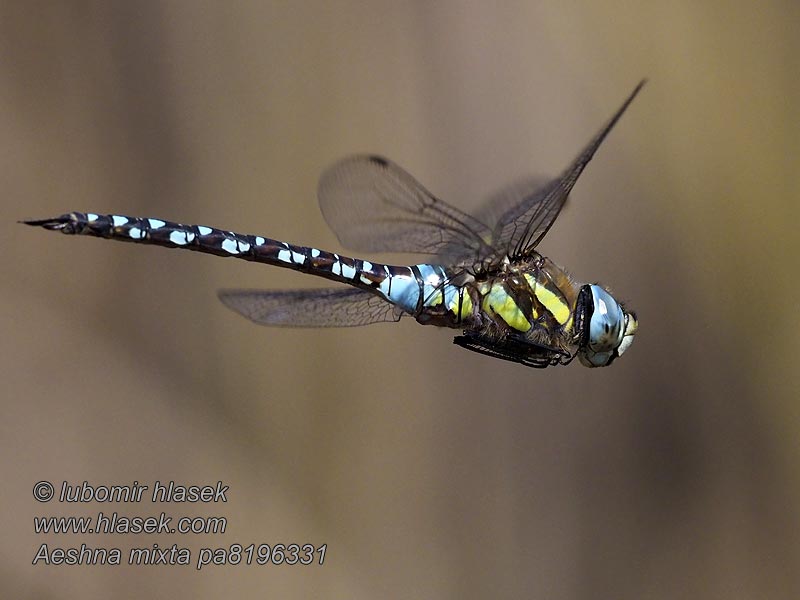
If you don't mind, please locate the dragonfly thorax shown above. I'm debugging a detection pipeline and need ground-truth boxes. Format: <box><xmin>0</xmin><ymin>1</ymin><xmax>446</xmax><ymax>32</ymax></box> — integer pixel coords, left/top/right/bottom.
<box><xmin>463</xmin><ymin>256</ymin><xmax>579</xmax><ymax>334</ymax></box>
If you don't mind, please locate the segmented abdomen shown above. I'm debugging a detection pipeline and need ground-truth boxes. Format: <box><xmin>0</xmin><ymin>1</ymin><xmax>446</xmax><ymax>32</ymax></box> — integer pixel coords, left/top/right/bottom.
<box><xmin>25</xmin><ymin>211</ymin><xmax>471</xmax><ymax>326</ymax></box>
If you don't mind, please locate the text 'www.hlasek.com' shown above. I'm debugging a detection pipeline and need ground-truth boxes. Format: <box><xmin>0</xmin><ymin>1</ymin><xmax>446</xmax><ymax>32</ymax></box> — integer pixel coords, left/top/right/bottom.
<box><xmin>31</xmin><ymin>480</ymin><xmax>326</xmax><ymax>570</ymax></box>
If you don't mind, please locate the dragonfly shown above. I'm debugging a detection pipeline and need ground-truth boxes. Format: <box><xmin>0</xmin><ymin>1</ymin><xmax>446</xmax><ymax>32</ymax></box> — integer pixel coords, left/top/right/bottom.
<box><xmin>24</xmin><ymin>81</ymin><xmax>644</xmax><ymax>368</ymax></box>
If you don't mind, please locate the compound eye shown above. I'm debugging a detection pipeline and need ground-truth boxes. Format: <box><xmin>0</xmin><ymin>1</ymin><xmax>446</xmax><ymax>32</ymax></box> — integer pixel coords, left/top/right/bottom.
<box><xmin>587</xmin><ymin>285</ymin><xmax>624</xmax><ymax>353</ymax></box>
<box><xmin>578</xmin><ymin>285</ymin><xmax>637</xmax><ymax>368</ymax></box>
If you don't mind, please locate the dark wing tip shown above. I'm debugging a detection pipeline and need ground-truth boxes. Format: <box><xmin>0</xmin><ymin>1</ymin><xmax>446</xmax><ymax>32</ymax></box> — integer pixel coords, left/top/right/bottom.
<box><xmin>216</xmin><ymin>289</ymin><xmax>258</xmax><ymax>322</ymax></box>
<box><xmin>216</xmin><ymin>289</ymin><xmax>239</xmax><ymax>307</ymax></box>
<box><xmin>366</xmin><ymin>155</ymin><xmax>390</xmax><ymax>167</ymax></box>
<box><xmin>596</xmin><ymin>79</ymin><xmax>646</xmax><ymax>140</ymax></box>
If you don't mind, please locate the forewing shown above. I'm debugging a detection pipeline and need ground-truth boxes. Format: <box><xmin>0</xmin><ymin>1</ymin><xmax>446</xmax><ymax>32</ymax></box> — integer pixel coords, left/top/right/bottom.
<box><xmin>218</xmin><ymin>287</ymin><xmax>404</xmax><ymax>328</ymax></box>
<box><xmin>318</xmin><ymin>155</ymin><xmax>493</xmax><ymax>259</ymax></box>
<box><xmin>492</xmin><ymin>80</ymin><xmax>646</xmax><ymax>258</ymax></box>
<box><xmin>472</xmin><ymin>175</ymin><xmax>554</xmax><ymax>229</ymax></box>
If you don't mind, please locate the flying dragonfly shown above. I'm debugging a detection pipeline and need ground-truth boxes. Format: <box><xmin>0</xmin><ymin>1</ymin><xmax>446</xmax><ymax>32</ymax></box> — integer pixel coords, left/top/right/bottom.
<box><xmin>24</xmin><ymin>81</ymin><xmax>644</xmax><ymax>368</ymax></box>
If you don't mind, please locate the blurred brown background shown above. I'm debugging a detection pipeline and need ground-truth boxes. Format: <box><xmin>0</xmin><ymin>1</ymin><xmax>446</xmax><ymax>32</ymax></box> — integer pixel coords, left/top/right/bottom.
<box><xmin>2</xmin><ymin>2</ymin><xmax>798</xmax><ymax>598</ymax></box>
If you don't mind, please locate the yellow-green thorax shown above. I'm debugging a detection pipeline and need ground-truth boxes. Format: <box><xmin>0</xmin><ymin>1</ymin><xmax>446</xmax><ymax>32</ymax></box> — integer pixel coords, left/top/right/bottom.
<box><xmin>470</xmin><ymin>256</ymin><xmax>580</xmax><ymax>336</ymax></box>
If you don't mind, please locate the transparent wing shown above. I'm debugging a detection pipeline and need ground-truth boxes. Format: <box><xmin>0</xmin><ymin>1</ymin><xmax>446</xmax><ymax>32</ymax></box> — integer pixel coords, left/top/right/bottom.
<box><xmin>492</xmin><ymin>80</ymin><xmax>646</xmax><ymax>258</ymax></box>
<box><xmin>472</xmin><ymin>175</ymin><xmax>553</xmax><ymax>230</ymax></box>
<box><xmin>318</xmin><ymin>155</ymin><xmax>494</xmax><ymax>260</ymax></box>
<box><xmin>218</xmin><ymin>288</ymin><xmax>404</xmax><ymax>328</ymax></box>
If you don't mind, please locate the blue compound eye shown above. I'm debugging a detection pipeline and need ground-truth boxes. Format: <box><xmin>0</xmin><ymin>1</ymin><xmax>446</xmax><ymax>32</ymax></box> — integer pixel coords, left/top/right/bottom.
<box><xmin>579</xmin><ymin>285</ymin><xmax>628</xmax><ymax>367</ymax></box>
<box><xmin>589</xmin><ymin>286</ymin><xmax>624</xmax><ymax>351</ymax></box>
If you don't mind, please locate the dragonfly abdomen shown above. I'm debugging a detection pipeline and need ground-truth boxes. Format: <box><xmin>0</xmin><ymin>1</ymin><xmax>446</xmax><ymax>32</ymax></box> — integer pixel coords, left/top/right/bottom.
<box><xmin>23</xmin><ymin>211</ymin><xmax>470</xmax><ymax>324</ymax></box>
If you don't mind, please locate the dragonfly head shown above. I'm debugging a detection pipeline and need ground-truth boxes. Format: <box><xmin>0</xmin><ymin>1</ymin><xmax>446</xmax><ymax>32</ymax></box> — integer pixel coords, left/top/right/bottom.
<box><xmin>577</xmin><ymin>284</ymin><xmax>638</xmax><ymax>368</ymax></box>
